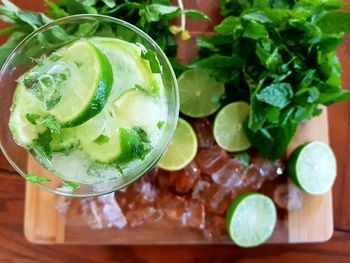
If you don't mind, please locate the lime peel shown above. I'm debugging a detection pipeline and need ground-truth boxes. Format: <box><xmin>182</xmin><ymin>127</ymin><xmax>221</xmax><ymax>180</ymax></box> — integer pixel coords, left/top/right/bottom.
<box><xmin>158</xmin><ymin>118</ymin><xmax>198</xmax><ymax>171</ymax></box>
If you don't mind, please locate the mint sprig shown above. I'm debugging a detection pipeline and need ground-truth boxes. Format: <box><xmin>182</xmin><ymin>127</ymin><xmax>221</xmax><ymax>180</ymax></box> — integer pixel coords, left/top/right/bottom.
<box><xmin>24</xmin><ymin>174</ymin><xmax>51</xmax><ymax>184</ymax></box>
<box><xmin>194</xmin><ymin>0</ymin><xmax>350</xmax><ymax>160</ymax></box>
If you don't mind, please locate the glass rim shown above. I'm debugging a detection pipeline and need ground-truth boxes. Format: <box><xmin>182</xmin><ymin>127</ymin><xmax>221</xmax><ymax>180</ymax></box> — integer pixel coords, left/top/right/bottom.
<box><xmin>0</xmin><ymin>14</ymin><xmax>179</xmax><ymax>197</ymax></box>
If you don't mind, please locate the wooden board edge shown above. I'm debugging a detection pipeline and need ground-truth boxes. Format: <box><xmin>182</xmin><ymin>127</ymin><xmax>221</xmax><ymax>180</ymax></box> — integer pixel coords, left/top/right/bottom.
<box><xmin>24</xmin><ymin>156</ymin><xmax>66</xmax><ymax>244</ymax></box>
<box><xmin>287</xmin><ymin>110</ymin><xmax>334</xmax><ymax>243</ymax></box>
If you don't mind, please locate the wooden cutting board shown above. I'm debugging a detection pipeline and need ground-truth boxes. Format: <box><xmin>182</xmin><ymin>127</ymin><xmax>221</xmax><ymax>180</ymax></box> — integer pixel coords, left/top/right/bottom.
<box><xmin>24</xmin><ymin>110</ymin><xmax>333</xmax><ymax>244</ymax></box>
<box><xmin>23</xmin><ymin>0</ymin><xmax>333</xmax><ymax>245</ymax></box>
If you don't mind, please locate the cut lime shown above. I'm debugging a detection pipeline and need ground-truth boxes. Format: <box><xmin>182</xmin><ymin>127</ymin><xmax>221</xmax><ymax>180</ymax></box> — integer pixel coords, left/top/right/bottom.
<box><xmin>213</xmin><ymin>101</ymin><xmax>251</xmax><ymax>152</ymax></box>
<box><xmin>178</xmin><ymin>69</ymin><xmax>225</xmax><ymax>117</ymax></box>
<box><xmin>288</xmin><ymin>141</ymin><xmax>337</xmax><ymax>195</ymax></box>
<box><xmin>38</xmin><ymin>40</ymin><xmax>113</xmax><ymax>126</ymax></box>
<box><xmin>9</xmin><ymin>40</ymin><xmax>114</xmax><ymax>146</ymax></box>
<box><xmin>92</xmin><ymin>38</ymin><xmax>162</xmax><ymax>97</ymax></box>
<box><xmin>158</xmin><ymin>118</ymin><xmax>197</xmax><ymax>171</ymax></box>
<box><xmin>226</xmin><ymin>193</ymin><xmax>277</xmax><ymax>248</ymax></box>
<box><xmin>9</xmin><ymin>82</ymin><xmax>47</xmax><ymax>146</ymax></box>
<box><xmin>73</xmin><ymin>109</ymin><xmax>122</xmax><ymax>164</ymax></box>
<box><xmin>53</xmin><ymin>40</ymin><xmax>113</xmax><ymax>126</ymax></box>
<box><xmin>113</xmin><ymin>88</ymin><xmax>165</xmax><ymax>132</ymax></box>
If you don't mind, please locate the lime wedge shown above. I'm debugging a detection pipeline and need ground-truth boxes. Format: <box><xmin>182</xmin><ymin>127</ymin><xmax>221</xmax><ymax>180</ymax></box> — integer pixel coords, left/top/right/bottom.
<box><xmin>288</xmin><ymin>141</ymin><xmax>337</xmax><ymax>195</ymax></box>
<box><xmin>50</xmin><ymin>40</ymin><xmax>113</xmax><ymax>126</ymax></box>
<box><xmin>113</xmin><ymin>88</ymin><xmax>165</xmax><ymax>131</ymax></box>
<box><xmin>213</xmin><ymin>101</ymin><xmax>251</xmax><ymax>152</ymax></box>
<box><xmin>178</xmin><ymin>69</ymin><xmax>225</xmax><ymax>117</ymax></box>
<box><xmin>9</xmin><ymin>82</ymin><xmax>47</xmax><ymax>146</ymax></box>
<box><xmin>10</xmin><ymin>40</ymin><xmax>114</xmax><ymax>146</ymax></box>
<box><xmin>226</xmin><ymin>193</ymin><xmax>277</xmax><ymax>248</ymax></box>
<box><xmin>158</xmin><ymin>118</ymin><xmax>198</xmax><ymax>171</ymax></box>
<box><xmin>92</xmin><ymin>38</ymin><xmax>162</xmax><ymax>97</ymax></box>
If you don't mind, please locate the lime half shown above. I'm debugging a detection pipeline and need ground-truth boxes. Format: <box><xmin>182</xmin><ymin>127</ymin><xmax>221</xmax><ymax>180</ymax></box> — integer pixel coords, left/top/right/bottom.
<box><xmin>158</xmin><ymin>118</ymin><xmax>198</xmax><ymax>171</ymax></box>
<box><xmin>226</xmin><ymin>193</ymin><xmax>277</xmax><ymax>248</ymax></box>
<box><xmin>288</xmin><ymin>141</ymin><xmax>337</xmax><ymax>195</ymax></box>
<box><xmin>213</xmin><ymin>101</ymin><xmax>251</xmax><ymax>152</ymax></box>
<box><xmin>9</xmin><ymin>40</ymin><xmax>113</xmax><ymax>146</ymax></box>
<box><xmin>178</xmin><ymin>69</ymin><xmax>225</xmax><ymax>117</ymax></box>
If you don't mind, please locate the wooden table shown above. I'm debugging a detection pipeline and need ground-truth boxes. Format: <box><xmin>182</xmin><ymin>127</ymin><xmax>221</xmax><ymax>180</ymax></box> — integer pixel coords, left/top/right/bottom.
<box><xmin>1</xmin><ymin>0</ymin><xmax>350</xmax><ymax>262</ymax></box>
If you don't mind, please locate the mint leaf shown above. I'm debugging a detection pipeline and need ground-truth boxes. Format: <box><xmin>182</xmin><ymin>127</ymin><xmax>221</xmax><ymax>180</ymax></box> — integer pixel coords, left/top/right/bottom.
<box><xmin>49</xmin><ymin>54</ymin><xmax>62</xmax><ymax>62</ymax></box>
<box><xmin>184</xmin><ymin>10</ymin><xmax>210</xmax><ymax>22</ymax></box>
<box><xmin>256</xmin><ymin>83</ymin><xmax>293</xmax><ymax>109</ymax></box>
<box><xmin>214</xmin><ymin>16</ymin><xmax>242</xmax><ymax>36</ymax></box>
<box><xmin>23</xmin><ymin>72</ymin><xmax>40</xmax><ymax>90</ymax></box>
<box><xmin>243</xmin><ymin>21</ymin><xmax>269</xmax><ymax>40</ymax></box>
<box><xmin>26</xmin><ymin>113</ymin><xmax>41</xmax><ymax>125</ymax></box>
<box><xmin>143</xmin><ymin>4</ymin><xmax>180</xmax><ymax>22</ymax></box>
<box><xmin>27</xmin><ymin>114</ymin><xmax>62</xmax><ymax>137</ymax></box>
<box><xmin>234</xmin><ymin>152</ymin><xmax>250</xmax><ymax>170</ymax></box>
<box><xmin>41</xmin><ymin>115</ymin><xmax>62</xmax><ymax>136</ymax></box>
<box><xmin>0</xmin><ymin>32</ymin><xmax>26</xmax><ymax>65</ymax></box>
<box><xmin>241</xmin><ymin>11</ymin><xmax>271</xmax><ymax>24</ymax></box>
<box><xmin>94</xmin><ymin>134</ymin><xmax>110</xmax><ymax>145</ymax></box>
<box><xmin>101</xmin><ymin>0</ymin><xmax>116</xmax><ymax>8</ymax></box>
<box><xmin>118</xmin><ymin>127</ymin><xmax>152</xmax><ymax>164</ymax></box>
<box><xmin>157</xmin><ymin>120</ymin><xmax>165</xmax><ymax>130</ymax></box>
<box><xmin>141</xmin><ymin>49</ymin><xmax>162</xmax><ymax>74</ymax></box>
<box><xmin>24</xmin><ymin>173</ymin><xmax>51</xmax><ymax>183</ymax></box>
<box><xmin>31</xmin><ymin>129</ymin><xmax>53</xmax><ymax>160</ymax></box>
<box><xmin>63</xmin><ymin>180</ymin><xmax>80</xmax><ymax>190</ymax></box>
<box><xmin>77</xmin><ymin>21</ymin><xmax>100</xmax><ymax>37</ymax></box>
<box><xmin>317</xmin><ymin>11</ymin><xmax>350</xmax><ymax>34</ymax></box>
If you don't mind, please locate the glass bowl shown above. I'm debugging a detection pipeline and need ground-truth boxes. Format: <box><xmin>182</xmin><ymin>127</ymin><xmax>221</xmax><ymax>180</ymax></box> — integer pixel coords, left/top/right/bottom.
<box><xmin>0</xmin><ymin>14</ymin><xmax>179</xmax><ymax>197</ymax></box>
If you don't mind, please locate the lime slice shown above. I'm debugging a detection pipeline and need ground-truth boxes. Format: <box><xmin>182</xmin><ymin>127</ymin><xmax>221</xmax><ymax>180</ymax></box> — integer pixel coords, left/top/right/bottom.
<box><xmin>288</xmin><ymin>141</ymin><xmax>337</xmax><ymax>195</ymax></box>
<box><xmin>9</xmin><ymin>83</ymin><xmax>47</xmax><ymax>146</ymax></box>
<box><xmin>226</xmin><ymin>193</ymin><xmax>277</xmax><ymax>248</ymax></box>
<box><xmin>213</xmin><ymin>101</ymin><xmax>251</xmax><ymax>152</ymax></box>
<box><xmin>52</xmin><ymin>40</ymin><xmax>113</xmax><ymax>126</ymax></box>
<box><xmin>158</xmin><ymin>118</ymin><xmax>197</xmax><ymax>171</ymax></box>
<box><xmin>113</xmin><ymin>88</ymin><xmax>165</xmax><ymax>132</ymax></box>
<box><xmin>92</xmin><ymin>38</ymin><xmax>162</xmax><ymax>97</ymax></box>
<box><xmin>10</xmin><ymin>40</ymin><xmax>114</xmax><ymax>146</ymax></box>
<box><xmin>178</xmin><ymin>69</ymin><xmax>225</xmax><ymax>117</ymax></box>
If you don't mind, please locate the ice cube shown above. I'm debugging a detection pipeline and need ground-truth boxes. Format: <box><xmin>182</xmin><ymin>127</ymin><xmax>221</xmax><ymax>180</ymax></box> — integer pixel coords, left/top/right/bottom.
<box><xmin>155</xmin><ymin>169</ymin><xmax>173</xmax><ymax>191</ymax></box>
<box><xmin>273</xmin><ymin>184</ymin><xmax>303</xmax><ymax>211</ymax></box>
<box><xmin>81</xmin><ymin>193</ymin><xmax>127</xmax><ymax>229</ymax></box>
<box><xmin>211</xmin><ymin>159</ymin><xmax>245</xmax><ymax>189</ymax></box>
<box><xmin>251</xmin><ymin>155</ymin><xmax>285</xmax><ymax>180</ymax></box>
<box><xmin>203</xmin><ymin>215</ymin><xmax>227</xmax><ymax>241</ymax></box>
<box><xmin>196</xmin><ymin>145</ymin><xmax>229</xmax><ymax>175</ymax></box>
<box><xmin>55</xmin><ymin>196</ymin><xmax>71</xmax><ymax>214</ymax></box>
<box><xmin>142</xmin><ymin>167</ymin><xmax>159</xmax><ymax>184</ymax></box>
<box><xmin>243</xmin><ymin>164</ymin><xmax>265</xmax><ymax>190</ymax></box>
<box><xmin>192</xmin><ymin>180</ymin><xmax>211</xmax><ymax>200</ymax></box>
<box><xmin>143</xmin><ymin>207</ymin><xmax>164</xmax><ymax>223</ymax></box>
<box><xmin>126</xmin><ymin>206</ymin><xmax>164</xmax><ymax>227</ymax></box>
<box><xmin>133</xmin><ymin>181</ymin><xmax>158</xmax><ymax>203</ymax></box>
<box><xmin>173</xmin><ymin>161</ymin><xmax>201</xmax><ymax>193</ymax></box>
<box><xmin>181</xmin><ymin>200</ymin><xmax>205</xmax><ymax>229</ymax></box>
<box><xmin>125</xmin><ymin>209</ymin><xmax>145</xmax><ymax>227</ymax></box>
<box><xmin>207</xmin><ymin>185</ymin><xmax>233</xmax><ymax>215</ymax></box>
<box><xmin>115</xmin><ymin>186</ymin><xmax>138</xmax><ymax>210</ymax></box>
<box><xmin>193</xmin><ymin>181</ymin><xmax>233</xmax><ymax>215</ymax></box>
<box><xmin>156</xmin><ymin>192</ymin><xmax>186</xmax><ymax>220</ymax></box>
<box><xmin>192</xmin><ymin>118</ymin><xmax>215</xmax><ymax>148</ymax></box>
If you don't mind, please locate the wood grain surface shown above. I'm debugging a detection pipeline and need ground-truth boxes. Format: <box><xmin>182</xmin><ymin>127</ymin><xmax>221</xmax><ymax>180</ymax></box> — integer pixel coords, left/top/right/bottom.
<box><xmin>23</xmin><ymin>110</ymin><xmax>332</xmax><ymax>245</ymax></box>
<box><xmin>0</xmin><ymin>172</ymin><xmax>350</xmax><ymax>262</ymax></box>
<box><xmin>0</xmin><ymin>0</ymin><xmax>350</xmax><ymax>262</ymax></box>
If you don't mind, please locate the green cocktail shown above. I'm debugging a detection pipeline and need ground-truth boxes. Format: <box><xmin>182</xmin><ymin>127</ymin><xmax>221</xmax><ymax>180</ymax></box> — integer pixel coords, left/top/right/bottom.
<box><xmin>0</xmin><ymin>15</ymin><xmax>179</xmax><ymax>196</ymax></box>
